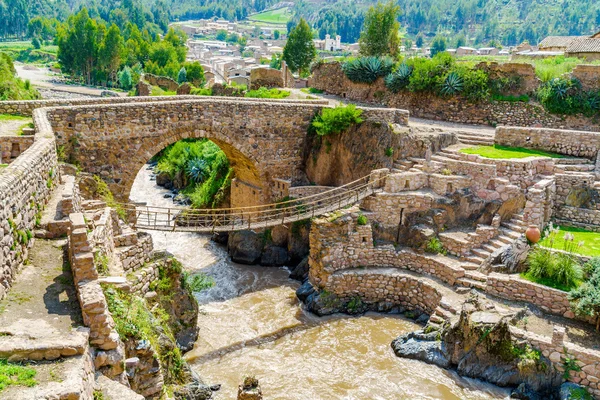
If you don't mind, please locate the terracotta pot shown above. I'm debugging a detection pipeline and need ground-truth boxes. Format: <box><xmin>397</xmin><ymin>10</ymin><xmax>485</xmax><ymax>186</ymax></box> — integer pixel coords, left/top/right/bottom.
<box><xmin>525</xmin><ymin>225</ymin><xmax>541</xmax><ymax>243</ymax></box>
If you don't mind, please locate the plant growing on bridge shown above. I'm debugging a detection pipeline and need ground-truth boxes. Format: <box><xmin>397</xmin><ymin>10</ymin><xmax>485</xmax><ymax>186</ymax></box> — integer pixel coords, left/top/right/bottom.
<box><xmin>311</xmin><ymin>105</ymin><xmax>364</xmax><ymax>136</ymax></box>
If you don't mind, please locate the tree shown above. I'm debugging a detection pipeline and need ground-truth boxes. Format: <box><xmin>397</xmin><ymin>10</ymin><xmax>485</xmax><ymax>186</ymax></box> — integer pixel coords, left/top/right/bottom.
<box><xmin>455</xmin><ymin>33</ymin><xmax>466</xmax><ymax>48</ymax></box>
<box><xmin>216</xmin><ymin>29</ymin><xmax>227</xmax><ymax>41</ymax></box>
<box><xmin>274</xmin><ymin>30</ymin><xmax>280</xmax><ymax>40</ymax></box>
<box><xmin>416</xmin><ymin>33</ymin><xmax>424</xmax><ymax>48</ymax></box>
<box><xmin>282</xmin><ymin>18</ymin><xmax>316</xmax><ymax>75</ymax></box>
<box><xmin>270</xmin><ymin>53</ymin><xmax>282</xmax><ymax>70</ymax></box>
<box><xmin>183</xmin><ymin>61</ymin><xmax>205</xmax><ymax>86</ymax></box>
<box><xmin>430</xmin><ymin>36</ymin><xmax>447</xmax><ymax>57</ymax></box>
<box><xmin>177</xmin><ymin>67</ymin><xmax>187</xmax><ymax>84</ymax></box>
<box><xmin>238</xmin><ymin>36</ymin><xmax>247</xmax><ymax>53</ymax></box>
<box><xmin>118</xmin><ymin>66</ymin><xmax>132</xmax><ymax>89</ymax></box>
<box><xmin>358</xmin><ymin>0</ymin><xmax>401</xmax><ymax>57</ymax></box>
<box><xmin>99</xmin><ymin>24</ymin><xmax>125</xmax><ymax>86</ymax></box>
<box><xmin>32</xmin><ymin>36</ymin><xmax>41</xmax><ymax>49</ymax></box>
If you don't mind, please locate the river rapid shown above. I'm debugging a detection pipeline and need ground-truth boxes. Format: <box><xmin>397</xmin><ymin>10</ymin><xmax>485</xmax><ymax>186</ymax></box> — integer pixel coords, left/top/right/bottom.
<box><xmin>130</xmin><ymin>166</ymin><xmax>510</xmax><ymax>400</ymax></box>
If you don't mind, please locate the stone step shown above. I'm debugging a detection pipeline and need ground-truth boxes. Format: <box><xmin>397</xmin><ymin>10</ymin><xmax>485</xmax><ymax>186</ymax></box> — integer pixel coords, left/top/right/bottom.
<box><xmin>456</xmin><ymin>136</ymin><xmax>494</xmax><ymax>145</ymax></box>
<box><xmin>465</xmin><ymin>270</ymin><xmax>488</xmax><ymax>282</ymax></box>
<box><xmin>433</xmin><ymin>306</ymin><xmax>454</xmax><ymax>321</ymax></box>
<box><xmin>481</xmin><ymin>244</ymin><xmax>498</xmax><ymax>253</ymax></box>
<box><xmin>472</xmin><ymin>248</ymin><xmax>492</xmax><ymax>258</ymax></box>
<box><xmin>438</xmin><ymin>299</ymin><xmax>457</xmax><ymax>314</ymax></box>
<box><xmin>501</xmin><ymin>222</ymin><xmax>525</xmax><ymax>232</ymax></box>
<box><xmin>463</xmin><ymin>254</ymin><xmax>486</xmax><ymax>265</ymax></box>
<box><xmin>456</xmin><ymin>277</ymin><xmax>487</xmax><ymax>291</ymax></box>
<box><xmin>496</xmin><ymin>235</ymin><xmax>514</xmax><ymax>245</ymax></box>
<box><xmin>500</xmin><ymin>228</ymin><xmax>522</xmax><ymax>239</ymax></box>
<box><xmin>437</xmin><ymin>151</ymin><xmax>462</xmax><ymax>160</ymax></box>
<box><xmin>555</xmin><ymin>164</ymin><xmax>595</xmax><ymax>172</ymax></box>
<box><xmin>489</xmin><ymin>238</ymin><xmax>508</xmax><ymax>249</ymax></box>
<box><xmin>428</xmin><ymin>315</ymin><xmax>444</xmax><ymax>325</ymax></box>
<box><xmin>511</xmin><ymin>214</ymin><xmax>525</xmax><ymax>222</ymax></box>
<box><xmin>556</xmin><ymin>158</ymin><xmax>594</xmax><ymax>165</ymax></box>
<box><xmin>461</xmin><ymin>261</ymin><xmax>480</xmax><ymax>270</ymax></box>
<box><xmin>0</xmin><ymin>328</ymin><xmax>89</xmax><ymax>362</ymax></box>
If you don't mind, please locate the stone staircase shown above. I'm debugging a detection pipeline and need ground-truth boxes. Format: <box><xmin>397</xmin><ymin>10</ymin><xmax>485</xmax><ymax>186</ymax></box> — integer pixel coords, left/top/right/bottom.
<box><xmin>554</xmin><ymin>158</ymin><xmax>596</xmax><ymax>174</ymax></box>
<box><xmin>456</xmin><ymin>213</ymin><xmax>527</xmax><ymax>290</ymax></box>
<box><xmin>455</xmin><ymin>131</ymin><xmax>495</xmax><ymax>146</ymax></box>
<box><xmin>428</xmin><ymin>298</ymin><xmax>459</xmax><ymax>328</ymax></box>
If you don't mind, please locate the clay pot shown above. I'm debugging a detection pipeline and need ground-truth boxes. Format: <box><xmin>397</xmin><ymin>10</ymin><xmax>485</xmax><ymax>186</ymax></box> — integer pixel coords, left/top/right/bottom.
<box><xmin>525</xmin><ymin>225</ymin><xmax>541</xmax><ymax>244</ymax></box>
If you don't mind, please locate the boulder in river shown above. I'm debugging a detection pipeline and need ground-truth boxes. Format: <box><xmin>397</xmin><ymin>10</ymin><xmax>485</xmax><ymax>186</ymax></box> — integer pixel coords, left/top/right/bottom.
<box><xmin>260</xmin><ymin>245</ymin><xmax>289</xmax><ymax>266</ymax></box>
<box><xmin>228</xmin><ymin>230</ymin><xmax>263</xmax><ymax>264</ymax></box>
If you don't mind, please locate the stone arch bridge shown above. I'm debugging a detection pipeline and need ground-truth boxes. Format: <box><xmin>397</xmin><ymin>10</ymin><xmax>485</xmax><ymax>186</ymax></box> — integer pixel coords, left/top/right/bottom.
<box><xmin>42</xmin><ymin>97</ymin><xmax>407</xmax><ymax>207</ymax></box>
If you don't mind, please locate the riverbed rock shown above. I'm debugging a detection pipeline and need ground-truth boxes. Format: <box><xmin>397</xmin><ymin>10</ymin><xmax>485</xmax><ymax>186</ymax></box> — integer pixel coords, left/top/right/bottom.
<box><xmin>559</xmin><ymin>382</ymin><xmax>592</xmax><ymax>400</ymax></box>
<box><xmin>156</xmin><ymin>172</ymin><xmax>171</xmax><ymax>187</ymax></box>
<box><xmin>237</xmin><ymin>377</ymin><xmax>262</xmax><ymax>400</ymax></box>
<box><xmin>484</xmin><ymin>238</ymin><xmax>530</xmax><ymax>274</ymax></box>
<box><xmin>212</xmin><ymin>232</ymin><xmax>229</xmax><ymax>245</ymax></box>
<box><xmin>228</xmin><ymin>230</ymin><xmax>263</xmax><ymax>264</ymax></box>
<box><xmin>391</xmin><ymin>331</ymin><xmax>450</xmax><ymax>368</ymax></box>
<box><xmin>392</xmin><ymin>294</ymin><xmax>562</xmax><ymax>394</ymax></box>
<box><xmin>296</xmin><ymin>280</ymin><xmax>316</xmax><ymax>302</ymax></box>
<box><xmin>289</xmin><ymin>257</ymin><xmax>309</xmax><ymax>281</ymax></box>
<box><xmin>271</xmin><ymin>225</ymin><xmax>288</xmax><ymax>247</ymax></box>
<box><xmin>260</xmin><ymin>245</ymin><xmax>289</xmax><ymax>266</ymax></box>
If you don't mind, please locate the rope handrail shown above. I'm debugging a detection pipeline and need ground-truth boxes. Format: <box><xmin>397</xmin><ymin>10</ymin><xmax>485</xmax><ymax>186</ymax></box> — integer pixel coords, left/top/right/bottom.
<box><xmin>122</xmin><ymin>171</ymin><xmax>388</xmax><ymax>232</ymax></box>
<box><xmin>117</xmin><ymin>172</ymin><xmax>387</xmax><ymax>213</ymax></box>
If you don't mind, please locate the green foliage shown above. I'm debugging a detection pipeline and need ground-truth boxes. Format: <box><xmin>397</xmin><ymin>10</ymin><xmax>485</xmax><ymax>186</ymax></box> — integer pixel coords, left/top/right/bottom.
<box><xmin>92</xmin><ymin>175</ymin><xmax>126</xmax><ymax>220</ymax></box>
<box><xmin>301</xmin><ymin>87</ymin><xmax>324</xmax><ymax>94</ymax></box>
<box><xmin>311</xmin><ymin>104</ymin><xmax>364</xmax><ymax>136</ymax></box>
<box><xmin>244</xmin><ymin>87</ymin><xmax>290</xmax><ymax>99</ymax></box>
<box><xmin>385</xmin><ymin>63</ymin><xmax>412</xmax><ymax>93</ymax></box>
<box><xmin>94</xmin><ymin>251</ymin><xmax>110</xmax><ymax>275</ymax></box>
<box><xmin>319</xmin><ymin>289</ymin><xmax>341</xmax><ymax>309</ymax></box>
<box><xmin>537</xmin><ymin>77</ymin><xmax>600</xmax><ymax>117</ymax></box>
<box><xmin>492</xmin><ymin>94</ymin><xmax>529</xmax><ymax>103</ymax></box>
<box><xmin>524</xmin><ymin>233</ymin><xmax>583</xmax><ymax>291</ymax></box>
<box><xmin>184</xmin><ymin>273</ymin><xmax>215</xmax><ymax>292</ymax></box>
<box><xmin>177</xmin><ymin>67</ymin><xmax>186</xmax><ymax>84</ymax></box>
<box><xmin>440</xmin><ymin>71</ymin><xmax>463</xmax><ymax>96</ymax></box>
<box><xmin>346</xmin><ymin>296</ymin><xmax>364</xmax><ymax>313</ymax></box>
<box><xmin>357</xmin><ymin>214</ymin><xmax>368</xmax><ymax>226</ymax></box>
<box><xmin>430</xmin><ymin>36</ymin><xmax>447</xmax><ymax>57</ymax></box>
<box><xmin>358</xmin><ymin>0</ymin><xmax>401</xmax><ymax>57</ymax></box>
<box><xmin>156</xmin><ymin>139</ymin><xmax>232</xmax><ymax>208</ymax></box>
<box><xmin>0</xmin><ymin>52</ymin><xmax>40</xmax><ymax>100</ymax></box>
<box><xmin>282</xmin><ymin>18</ymin><xmax>316</xmax><ymax>75</ymax></box>
<box><xmin>385</xmin><ymin>147</ymin><xmax>394</xmax><ymax>157</ymax></box>
<box><xmin>406</xmin><ymin>52</ymin><xmax>454</xmax><ymax>92</ymax></box>
<box><xmin>269</xmin><ymin>53</ymin><xmax>282</xmax><ymax>70</ymax></box>
<box><xmin>569</xmin><ymin>262</ymin><xmax>600</xmax><ymax>330</ymax></box>
<box><xmin>0</xmin><ymin>359</ymin><xmax>37</xmax><ymax>392</ymax></box>
<box><xmin>563</xmin><ymin>354</ymin><xmax>583</xmax><ymax>379</ymax></box>
<box><xmin>342</xmin><ymin>56</ymin><xmax>394</xmax><ymax>84</ymax></box>
<box><xmin>511</xmin><ymin>344</ymin><xmax>545</xmax><ymax>373</ymax></box>
<box><xmin>425</xmin><ymin>237</ymin><xmax>446</xmax><ymax>255</ymax></box>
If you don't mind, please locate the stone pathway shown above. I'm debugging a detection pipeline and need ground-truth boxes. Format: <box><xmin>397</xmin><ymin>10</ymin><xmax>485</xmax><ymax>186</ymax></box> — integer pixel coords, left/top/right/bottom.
<box><xmin>0</xmin><ymin>118</ymin><xmax>32</xmax><ymax>137</ymax></box>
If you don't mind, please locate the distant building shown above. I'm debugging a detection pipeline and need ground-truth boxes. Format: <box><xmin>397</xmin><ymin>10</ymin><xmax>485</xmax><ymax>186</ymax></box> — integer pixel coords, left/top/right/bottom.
<box><xmin>456</xmin><ymin>47</ymin><xmax>477</xmax><ymax>56</ymax></box>
<box><xmin>314</xmin><ymin>35</ymin><xmax>342</xmax><ymax>52</ymax></box>
<box><xmin>538</xmin><ymin>35</ymin><xmax>586</xmax><ymax>52</ymax></box>
<box><xmin>478</xmin><ymin>47</ymin><xmax>499</xmax><ymax>56</ymax></box>
<box><xmin>565</xmin><ymin>32</ymin><xmax>600</xmax><ymax>61</ymax></box>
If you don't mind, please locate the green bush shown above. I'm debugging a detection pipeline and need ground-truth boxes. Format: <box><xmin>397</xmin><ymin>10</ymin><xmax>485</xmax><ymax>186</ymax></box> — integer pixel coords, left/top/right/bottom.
<box><xmin>357</xmin><ymin>214</ymin><xmax>368</xmax><ymax>225</ymax></box>
<box><xmin>384</xmin><ymin>63</ymin><xmax>412</xmax><ymax>93</ymax></box>
<box><xmin>537</xmin><ymin>77</ymin><xmax>600</xmax><ymax>116</ymax></box>
<box><xmin>406</xmin><ymin>52</ymin><xmax>454</xmax><ymax>93</ymax></box>
<box><xmin>524</xmin><ymin>239</ymin><xmax>583</xmax><ymax>291</ymax></box>
<box><xmin>569</xmin><ymin>262</ymin><xmax>600</xmax><ymax>331</ymax></box>
<box><xmin>439</xmin><ymin>71</ymin><xmax>463</xmax><ymax>96</ymax></box>
<box><xmin>0</xmin><ymin>359</ymin><xmax>37</xmax><ymax>392</ymax></box>
<box><xmin>342</xmin><ymin>56</ymin><xmax>394</xmax><ymax>84</ymax></box>
<box><xmin>311</xmin><ymin>104</ymin><xmax>364</xmax><ymax>136</ymax></box>
<box><xmin>425</xmin><ymin>237</ymin><xmax>446</xmax><ymax>255</ymax></box>
<box><xmin>184</xmin><ymin>272</ymin><xmax>215</xmax><ymax>292</ymax></box>
<box><xmin>244</xmin><ymin>87</ymin><xmax>290</xmax><ymax>99</ymax></box>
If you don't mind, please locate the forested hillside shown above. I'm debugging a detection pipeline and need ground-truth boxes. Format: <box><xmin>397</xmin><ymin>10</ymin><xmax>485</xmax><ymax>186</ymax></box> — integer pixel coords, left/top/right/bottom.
<box><xmin>1</xmin><ymin>0</ymin><xmax>599</xmax><ymax>47</ymax></box>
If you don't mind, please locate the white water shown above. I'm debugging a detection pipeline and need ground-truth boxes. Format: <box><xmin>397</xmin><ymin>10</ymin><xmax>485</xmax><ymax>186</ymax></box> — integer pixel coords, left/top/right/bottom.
<box><xmin>130</xmin><ymin>165</ymin><xmax>510</xmax><ymax>400</ymax></box>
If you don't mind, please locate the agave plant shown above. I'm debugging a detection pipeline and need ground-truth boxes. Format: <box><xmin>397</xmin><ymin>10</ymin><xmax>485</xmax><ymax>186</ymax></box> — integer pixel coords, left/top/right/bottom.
<box><xmin>440</xmin><ymin>72</ymin><xmax>464</xmax><ymax>96</ymax></box>
<box><xmin>185</xmin><ymin>158</ymin><xmax>209</xmax><ymax>183</ymax></box>
<box><xmin>342</xmin><ymin>56</ymin><xmax>395</xmax><ymax>84</ymax></box>
<box><xmin>384</xmin><ymin>63</ymin><xmax>412</xmax><ymax>93</ymax></box>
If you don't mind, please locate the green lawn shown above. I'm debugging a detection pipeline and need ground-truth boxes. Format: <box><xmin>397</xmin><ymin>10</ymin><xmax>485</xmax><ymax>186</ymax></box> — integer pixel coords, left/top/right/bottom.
<box><xmin>247</xmin><ymin>7</ymin><xmax>292</xmax><ymax>24</ymax></box>
<box><xmin>0</xmin><ymin>359</ymin><xmax>37</xmax><ymax>392</ymax></box>
<box><xmin>540</xmin><ymin>225</ymin><xmax>600</xmax><ymax>257</ymax></box>
<box><xmin>0</xmin><ymin>114</ymin><xmax>30</xmax><ymax>122</ymax></box>
<box><xmin>460</xmin><ymin>145</ymin><xmax>565</xmax><ymax>159</ymax></box>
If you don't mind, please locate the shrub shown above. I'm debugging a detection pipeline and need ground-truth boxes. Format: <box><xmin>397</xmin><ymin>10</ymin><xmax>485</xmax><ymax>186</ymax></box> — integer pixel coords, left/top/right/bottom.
<box><xmin>406</xmin><ymin>52</ymin><xmax>454</xmax><ymax>93</ymax></box>
<box><xmin>569</xmin><ymin>266</ymin><xmax>600</xmax><ymax>331</ymax></box>
<box><xmin>184</xmin><ymin>272</ymin><xmax>215</xmax><ymax>292</ymax></box>
<box><xmin>385</xmin><ymin>147</ymin><xmax>394</xmax><ymax>157</ymax></box>
<box><xmin>425</xmin><ymin>237</ymin><xmax>446</xmax><ymax>255</ymax></box>
<box><xmin>536</xmin><ymin>77</ymin><xmax>600</xmax><ymax>116</ymax></box>
<box><xmin>245</xmin><ymin>87</ymin><xmax>290</xmax><ymax>99</ymax></box>
<box><xmin>384</xmin><ymin>63</ymin><xmax>412</xmax><ymax>93</ymax></box>
<box><xmin>357</xmin><ymin>214</ymin><xmax>368</xmax><ymax>225</ymax></box>
<box><xmin>342</xmin><ymin>56</ymin><xmax>394</xmax><ymax>84</ymax></box>
<box><xmin>311</xmin><ymin>104</ymin><xmax>364</xmax><ymax>136</ymax></box>
<box><xmin>440</xmin><ymin>72</ymin><xmax>463</xmax><ymax>96</ymax></box>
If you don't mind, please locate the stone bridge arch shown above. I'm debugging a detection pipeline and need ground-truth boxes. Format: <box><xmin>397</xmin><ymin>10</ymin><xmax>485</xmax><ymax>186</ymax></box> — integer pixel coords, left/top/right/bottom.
<box><xmin>49</xmin><ymin>98</ymin><xmax>326</xmax><ymax>206</ymax></box>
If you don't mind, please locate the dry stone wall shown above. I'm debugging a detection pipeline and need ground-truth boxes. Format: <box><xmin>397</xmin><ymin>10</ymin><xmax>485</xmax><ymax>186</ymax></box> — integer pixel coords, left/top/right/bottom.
<box><xmin>310</xmin><ymin>61</ymin><xmax>600</xmax><ymax>131</ymax></box>
<box><xmin>0</xmin><ymin>136</ymin><xmax>35</xmax><ymax>164</ymax></box>
<box><xmin>496</xmin><ymin>126</ymin><xmax>600</xmax><ymax>158</ymax></box>
<box><xmin>0</xmin><ymin>108</ymin><xmax>58</xmax><ymax>301</ymax></box>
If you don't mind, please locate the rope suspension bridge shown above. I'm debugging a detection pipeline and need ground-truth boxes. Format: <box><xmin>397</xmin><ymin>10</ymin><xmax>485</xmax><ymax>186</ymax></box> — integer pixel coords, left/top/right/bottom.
<box><xmin>121</xmin><ymin>173</ymin><xmax>387</xmax><ymax>233</ymax></box>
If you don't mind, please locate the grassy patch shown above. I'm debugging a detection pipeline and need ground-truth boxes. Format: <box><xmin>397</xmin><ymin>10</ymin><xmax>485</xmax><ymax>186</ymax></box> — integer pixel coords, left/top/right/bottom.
<box><xmin>17</xmin><ymin>122</ymin><xmax>34</xmax><ymax>135</ymax></box>
<box><xmin>0</xmin><ymin>359</ymin><xmax>37</xmax><ymax>392</ymax></box>
<box><xmin>460</xmin><ymin>145</ymin><xmax>564</xmax><ymax>159</ymax></box>
<box><xmin>301</xmin><ymin>87</ymin><xmax>324</xmax><ymax>94</ymax></box>
<box><xmin>0</xmin><ymin>114</ymin><xmax>30</xmax><ymax>122</ymax></box>
<box><xmin>150</xmin><ymin>86</ymin><xmax>176</xmax><ymax>96</ymax></box>
<box><xmin>540</xmin><ymin>225</ymin><xmax>600</xmax><ymax>257</ymax></box>
<box><xmin>244</xmin><ymin>87</ymin><xmax>290</xmax><ymax>99</ymax></box>
<box><xmin>247</xmin><ymin>7</ymin><xmax>292</xmax><ymax>24</ymax></box>
<box><xmin>520</xmin><ymin>271</ymin><xmax>579</xmax><ymax>292</ymax></box>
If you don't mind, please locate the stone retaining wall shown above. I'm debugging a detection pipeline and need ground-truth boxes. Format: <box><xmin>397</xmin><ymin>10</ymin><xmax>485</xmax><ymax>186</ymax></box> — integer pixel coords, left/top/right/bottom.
<box><xmin>361</xmin><ymin>191</ymin><xmax>433</xmax><ymax>227</ymax></box>
<box><xmin>486</xmin><ymin>273</ymin><xmax>574</xmax><ymax>318</ymax></box>
<box><xmin>309</xmin><ymin>210</ymin><xmax>465</xmax><ymax>288</ymax></box>
<box><xmin>511</xmin><ymin>326</ymin><xmax>600</xmax><ymax>399</ymax></box>
<box><xmin>0</xmin><ymin>108</ymin><xmax>58</xmax><ymax>301</ymax></box>
<box><xmin>0</xmin><ymin>136</ymin><xmax>35</xmax><ymax>164</ymax></box>
<box><xmin>117</xmin><ymin>232</ymin><xmax>153</xmax><ymax>273</ymax></box>
<box><xmin>523</xmin><ymin>178</ymin><xmax>556</xmax><ymax>231</ymax></box>
<box><xmin>329</xmin><ymin>268</ymin><xmax>442</xmax><ymax>315</ymax></box>
<box><xmin>572</xmin><ymin>64</ymin><xmax>600</xmax><ymax>91</ymax></box>
<box><xmin>555</xmin><ymin>206</ymin><xmax>600</xmax><ymax>227</ymax></box>
<box><xmin>309</xmin><ymin>61</ymin><xmax>600</xmax><ymax>130</ymax></box>
<box><xmin>495</xmin><ymin>126</ymin><xmax>600</xmax><ymax>158</ymax></box>
<box><xmin>288</xmin><ymin>185</ymin><xmax>335</xmax><ymax>198</ymax></box>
